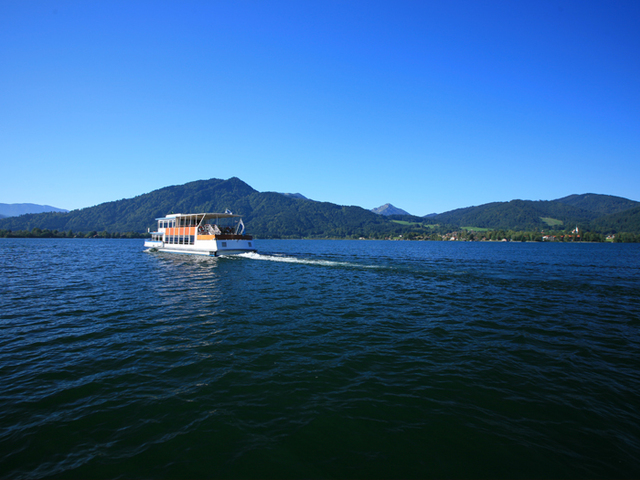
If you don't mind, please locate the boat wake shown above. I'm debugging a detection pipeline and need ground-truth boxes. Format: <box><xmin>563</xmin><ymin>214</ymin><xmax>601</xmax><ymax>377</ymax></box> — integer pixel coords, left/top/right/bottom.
<box><xmin>236</xmin><ymin>251</ymin><xmax>383</xmax><ymax>269</ymax></box>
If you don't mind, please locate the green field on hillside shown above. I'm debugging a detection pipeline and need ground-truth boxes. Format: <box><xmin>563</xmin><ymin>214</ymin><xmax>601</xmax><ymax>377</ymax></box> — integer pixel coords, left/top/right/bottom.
<box><xmin>391</xmin><ymin>220</ymin><xmax>438</xmax><ymax>229</ymax></box>
<box><xmin>461</xmin><ymin>226</ymin><xmax>490</xmax><ymax>232</ymax></box>
<box><xmin>391</xmin><ymin>220</ymin><xmax>420</xmax><ymax>225</ymax></box>
<box><xmin>540</xmin><ymin>217</ymin><xmax>563</xmax><ymax>226</ymax></box>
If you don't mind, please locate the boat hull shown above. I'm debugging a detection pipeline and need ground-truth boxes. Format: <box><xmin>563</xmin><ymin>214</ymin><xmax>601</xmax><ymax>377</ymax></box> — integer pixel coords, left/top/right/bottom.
<box><xmin>144</xmin><ymin>238</ymin><xmax>255</xmax><ymax>256</ymax></box>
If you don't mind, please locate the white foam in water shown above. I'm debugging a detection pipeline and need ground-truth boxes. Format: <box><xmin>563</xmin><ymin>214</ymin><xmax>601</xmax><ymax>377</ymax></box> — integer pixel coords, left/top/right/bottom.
<box><xmin>236</xmin><ymin>251</ymin><xmax>387</xmax><ymax>270</ymax></box>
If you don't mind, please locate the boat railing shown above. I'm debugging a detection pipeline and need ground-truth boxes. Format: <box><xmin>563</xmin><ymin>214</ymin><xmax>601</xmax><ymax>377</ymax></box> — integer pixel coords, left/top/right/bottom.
<box><xmin>211</xmin><ymin>234</ymin><xmax>253</xmax><ymax>240</ymax></box>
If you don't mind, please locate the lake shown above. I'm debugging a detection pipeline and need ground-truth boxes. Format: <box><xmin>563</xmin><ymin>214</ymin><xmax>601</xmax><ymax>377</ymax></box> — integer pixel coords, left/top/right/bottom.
<box><xmin>1</xmin><ymin>238</ymin><xmax>639</xmax><ymax>478</ymax></box>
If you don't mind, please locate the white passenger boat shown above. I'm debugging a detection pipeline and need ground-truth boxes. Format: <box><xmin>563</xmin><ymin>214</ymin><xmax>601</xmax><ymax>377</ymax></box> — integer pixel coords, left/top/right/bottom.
<box><xmin>144</xmin><ymin>211</ymin><xmax>256</xmax><ymax>256</ymax></box>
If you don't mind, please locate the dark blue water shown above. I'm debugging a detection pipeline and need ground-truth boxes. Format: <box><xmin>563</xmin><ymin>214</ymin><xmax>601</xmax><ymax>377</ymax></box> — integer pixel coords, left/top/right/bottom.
<box><xmin>1</xmin><ymin>239</ymin><xmax>640</xmax><ymax>479</ymax></box>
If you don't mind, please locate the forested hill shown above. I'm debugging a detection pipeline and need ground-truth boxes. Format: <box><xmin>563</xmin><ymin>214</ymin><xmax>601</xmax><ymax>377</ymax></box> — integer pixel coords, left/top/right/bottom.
<box><xmin>0</xmin><ymin>177</ymin><xmax>406</xmax><ymax>238</ymax></box>
<box><xmin>0</xmin><ymin>178</ymin><xmax>254</xmax><ymax>234</ymax></box>
<box><xmin>554</xmin><ymin>194</ymin><xmax>639</xmax><ymax>216</ymax></box>
<box><xmin>427</xmin><ymin>194</ymin><xmax>640</xmax><ymax>232</ymax></box>
<box><xmin>589</xmin><ymin>205</ymin><xmax>640</xmax><ymax>233</ymax></box>
<box><xmin>1</xmin><ymin>181</ymin><xmax>639</xmax><ymax>237</ymax></box>
<box><xmin>428</xmin><ymin>200</ymin><xmax>597</xmax><ymax>231</ymax></box>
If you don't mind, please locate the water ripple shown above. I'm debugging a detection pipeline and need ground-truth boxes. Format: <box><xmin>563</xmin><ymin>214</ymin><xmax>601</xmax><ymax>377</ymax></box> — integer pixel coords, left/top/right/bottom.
<box><xmin>1</xmin><ymin>239</ymin><xmax>640</xmax><ymax>478</ymax></box>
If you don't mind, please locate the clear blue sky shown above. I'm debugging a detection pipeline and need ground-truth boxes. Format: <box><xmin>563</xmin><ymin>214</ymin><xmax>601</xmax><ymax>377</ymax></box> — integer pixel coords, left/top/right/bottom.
<box><xmin>1</xmin><ymin>0</ymin><xmax>639</xmax><ymax>215</ymax></box>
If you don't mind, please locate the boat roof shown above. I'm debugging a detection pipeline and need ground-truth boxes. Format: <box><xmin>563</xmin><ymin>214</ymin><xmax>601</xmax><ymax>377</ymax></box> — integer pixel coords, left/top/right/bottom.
<box><xmin>156</xmin><ymin>212</ymin><xmax>242</xmax><ymax>221</ymax></box>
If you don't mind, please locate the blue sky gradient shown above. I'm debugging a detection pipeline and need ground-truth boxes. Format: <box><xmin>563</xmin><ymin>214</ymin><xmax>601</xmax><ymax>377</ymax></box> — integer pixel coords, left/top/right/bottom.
<box><xmin>1</xmin><ymin>0</ymin><xmax>638</xmax><ymax>215</ymax></box>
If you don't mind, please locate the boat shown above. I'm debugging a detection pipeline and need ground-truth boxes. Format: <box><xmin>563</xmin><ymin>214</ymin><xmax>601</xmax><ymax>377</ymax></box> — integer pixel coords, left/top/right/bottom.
<box><xmin>144</xmin><ymin>211</ymin><xmax>256</xmax><ymax>256</ymax></box>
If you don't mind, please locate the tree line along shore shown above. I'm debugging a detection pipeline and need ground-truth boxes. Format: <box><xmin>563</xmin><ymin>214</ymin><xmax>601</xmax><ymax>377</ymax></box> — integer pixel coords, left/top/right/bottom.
<box><xmin>0</xmin><ymin>229</ymin><xmax>148</xmax><ymax>239</ymax></box>
<box><xmin>2</xmin><ymin>227</ymin><xmax>639</xmax><ymax>243</ymax></box>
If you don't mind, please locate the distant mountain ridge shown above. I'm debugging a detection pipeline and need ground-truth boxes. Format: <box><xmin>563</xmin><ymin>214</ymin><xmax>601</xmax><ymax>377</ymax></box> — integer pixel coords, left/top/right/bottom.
<box><xmin>553</xmin><ymin>193</ymin><xmax>639</xmax><ymax>216</ymax></box>
<box><xmin>371</xmin><ymin>204</ymin><xmax>410</xmax><ymax>216</ymax></box>
<box><xmin>0</xmin><ymin>178</ymin><xmax>401</xmax><ymax>238</ymax></box>
<box><xmin>0</xmin><ymin>203</ymin><xmax>68</xmax><ymax>217</ymax></box>
<box><xmin>1</xmin><ymin>182</ymin><xmax>639</xmax><ymax>236</ymax></box>
<box><xmin>426</xmin><ymin>194</ymin><xmax>640</xmax><ymax>232</ymax></box>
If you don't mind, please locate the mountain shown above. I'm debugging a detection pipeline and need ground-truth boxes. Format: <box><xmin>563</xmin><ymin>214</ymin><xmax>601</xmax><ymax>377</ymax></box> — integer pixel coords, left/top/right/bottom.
<box><xmin>427</xmin><ymin>200</ymin><xmax>594</xmax><ymax>231</ymax></box>
<box><xmin>1</xmin><ymin>183</ymin><xmax>638</xmax><ymax>237</ymax></box>
<box><xmin>0</xmin><ymin>178</ymin><xmax>414</xmax><ymax>239</ymax></box>
<box><xmin>280</xmin><ymin>193</ymin><xmax>308</xmax><ymax>200</ymax></box>
<box><xmin>589</xmin><ymin>205</ymin><xmax>640</xmax><ymax>233</ymax></box>
<box><xmin>0</xmin><ymin>203</ymin><xmax>68</xmax><ymax>217</ymax></box>
<box><xmin>371</xmin><ymin>204</ymin><xmax>410</xmax><ymax>216</ymax></box>
<box><xmin>426</xmin><ymin>194</ymin><xmax>640</xmax><ymax>232</ymax></box>
<box><xmin>554</xmin><ymin>194</ymin><xmax>639</xmax><ymax>216</ymax></box>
